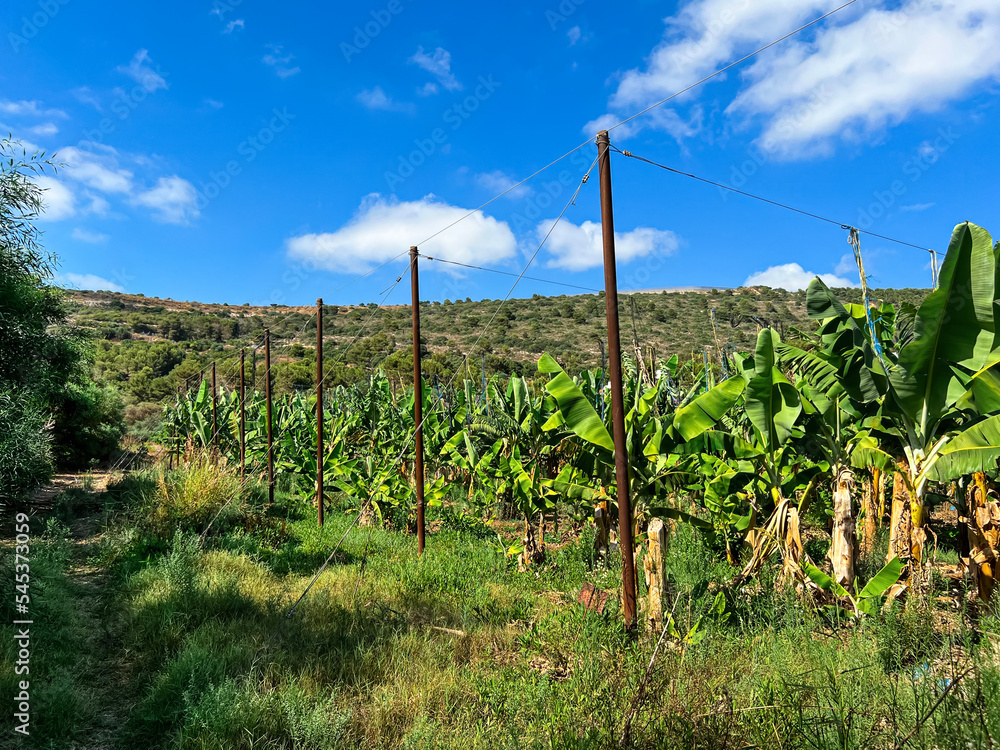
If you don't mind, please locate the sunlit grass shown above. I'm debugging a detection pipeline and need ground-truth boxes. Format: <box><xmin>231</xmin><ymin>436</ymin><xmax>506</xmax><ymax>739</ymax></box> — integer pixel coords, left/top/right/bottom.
<box><xmin>6</xmin><ymin>467</ymin><xmax>1000</xmax><ymax>749</ymax></box>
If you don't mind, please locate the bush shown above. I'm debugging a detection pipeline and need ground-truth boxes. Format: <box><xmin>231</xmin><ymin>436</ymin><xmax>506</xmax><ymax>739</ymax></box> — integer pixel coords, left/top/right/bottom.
<box><xmin>51</xmin><ymin>380</ymin><xmax>126</xmax><ymax>470</ymax></box>
<box><xmin>0</xmin><ymin>388</ymin><xmax>52</xmax><ymax>502</ymax></box>
<box><xmin>130</xmin><ymin>461</ymin><xmax>262</xmax><ymax>538</ymax></box>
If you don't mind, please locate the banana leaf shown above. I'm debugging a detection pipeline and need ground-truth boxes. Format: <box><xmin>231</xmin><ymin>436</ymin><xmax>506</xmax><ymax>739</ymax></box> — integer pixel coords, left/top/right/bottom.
<box><xmin>855</xmin><ymin>558</ymin><xmax>904</xmax><ymax>614</ymax></box>
<box><xmin>745</xmin><ymin>329</ymin><xmax>802</xmax><ymax>451</ymax></box>
<box><xmin>674</xmin><ymin>376</ymin><xmax>746</xmax><ymax>441</ymax></box>
<box><xmin>891</xmin><ymin>223</ymin><xmax>997</xmax><ymax>434</ymax></box>
<box><xmin>538</xmin><ymin>353</ymin><xmax>614</xmax><ymax>452</ymax></box>
<box><xmin>929</xmin><ymin>414</ymin><xmax>1000</xmax><ymax>481</ymax></box>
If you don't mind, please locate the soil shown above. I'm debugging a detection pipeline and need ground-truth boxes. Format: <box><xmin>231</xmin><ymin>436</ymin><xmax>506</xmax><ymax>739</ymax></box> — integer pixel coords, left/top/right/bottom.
<box><xmin>27</xmin><ymin>472</ymin><xmax>134</xmax><ymax>750</ymax></box>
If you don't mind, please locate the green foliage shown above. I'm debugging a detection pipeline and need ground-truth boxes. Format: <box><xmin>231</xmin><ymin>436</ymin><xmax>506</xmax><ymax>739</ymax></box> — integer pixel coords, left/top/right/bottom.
<box><xmin>0</xmin><ymin>388</ymin><xmax>53</xmax><ymax>502</ymax></box>
<box><xmin>14</xmin><ymin>466</ymin><xmax>1000</xmax><ymax>750</ymax></box>
<box><xmin>0</xmin><ymin>138</ymin><xmax>125</xmax><ymax>495</ymax></box>
<box><xmin>50</xmin><ymin>379</ymin><xmax>126</xmax><ymax>469</ymax></box>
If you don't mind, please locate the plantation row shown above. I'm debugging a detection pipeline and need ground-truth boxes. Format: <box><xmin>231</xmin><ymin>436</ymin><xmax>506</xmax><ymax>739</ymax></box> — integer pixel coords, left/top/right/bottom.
<box><xmin>165</xmin><ymin>222</ymin><xmax>1000</xmax><ymax>612</ymax></box>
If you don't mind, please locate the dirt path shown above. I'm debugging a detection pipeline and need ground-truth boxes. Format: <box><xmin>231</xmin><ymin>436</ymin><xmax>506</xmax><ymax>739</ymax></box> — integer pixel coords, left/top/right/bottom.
<box><xmin>29</xmin><ymin>472</ymin><xmax>132</xmax><ymax>750</ymax></box>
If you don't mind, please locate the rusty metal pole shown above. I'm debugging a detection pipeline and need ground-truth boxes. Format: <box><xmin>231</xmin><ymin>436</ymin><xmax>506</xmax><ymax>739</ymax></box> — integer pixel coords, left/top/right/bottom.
<box><xmin>251</xmin><ymin>347</ymin><xmax>257</xmax><ymax>393</ymax></box>
<box><xmin>316</xmin><ymin>298</ymin><xmax>325</xmax><ymax>527</ymax></box>
<box><xmin>596</xmin><ymin>130</ymin><xmax>637</xmax><ymax>630</ymax></box>
<box><xmin>265</xmin><ymin>329</ymin><xmax>274</xmax><ymax>504</ymax></box>
<box><xmin>239</xmin><ymin>349</ymin><xmax>246</xmax><ymax>481</ymax></box>
<box><xmin>169</xmin><ymin>391</ymin><xmax>176</xmax><ymax>471</ymax></box>
<box><xmin>211</xmin><ymin>361</ymin><xmax>218</xmax><ymax>458</ymax></box>
<box><xmin>410</xmin><ymin>247</ymin><xmax>426</xmax><ymax>555</ymax></box>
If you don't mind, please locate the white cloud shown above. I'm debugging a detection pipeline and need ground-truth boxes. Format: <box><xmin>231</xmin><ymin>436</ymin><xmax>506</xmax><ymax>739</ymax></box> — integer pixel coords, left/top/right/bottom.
<box><xmin>33</xmin><ymin>176</ymin><xmax>76</xmax><ymax>221</ymax></box>
<box><xmin>585</xmin><ymin>0</ymin><xmax>1000</xmax><ymax>155</ymax></box>
<box><xmin>58</xmin><ymin>146</ymin><xmax>134</xmax><ymax>193</ymax></box>
<box><xmin>901</xmin><ymin>202</ymin><xmax>935</xmax><ymax>212</ymax></box>
<box><xmin>53</xmin><ymin>272</ymin><xmax>125</xmax><ymax>293</ymax></box>
<box><xmin>223</xmin><ymin>19</ymin><xmax>244</xmax><ymax>33</ymax></box>
<box><xmin>728</xmin><ymin>0</ymin><xmax>1000</xmax><ymax>158</ymax></box>
<box><xmin>286</xmin><ymin>195</ymin><xmax>517</xmax><ymax>274</ymax></box>
<box><xmin>204</xmin><ymin>98</ymin><xmax>225</xmax><ymax>109</ymax></box>
<box><xmin>132</xmin><ymin>176</ymin><xmax>199</xmax><ymax>225</ymax></box>
<box><xmin>409</xmin><ymin>47</ymin><xmax>461</xmax><ymax>92</ymax></box>
<box><xmin>263</xmin><ymin>44</ymin><xmax>300</xmax><ymax>78</ymax></box>
<box><xmin>30</xmin><ymin>122</ymin><xmax>59</xmax><ymax>137</ymax></box>
<box><xmin>83</xmin><ymin>192</ymin><xmax>111</xmax><ymax>217</ymax></box>
<box><xmin>72</xmin><ymin>87</ymin><xmax>102</xmax><ymax>111</ymax></box>
<box><xmin>584</xmin><ymin>106</ymin><xmax>703</xmax><ymax>143</ymax></box>
<box><xmin>475</xmin><ymin>170</ymin><xmax>531</xmax><ymax>199</ymax></box>
<box><xmin>417</xmin><ymin>82</ymin><xmax>439</xmax><ymax>97</ymax></box>
<box><xmin>743</xmin><ymin>263</ymin><xmax>856</xmax><ymax>291</ymax></box>
<box><xmin>72</xmin><ymin>228</ymin><xmax>110</xmax><ymax>244</ymax></box>
<box><xmin>356</xmin><ymin>87</ymin><xmax>413</xmax><ymax>113</ymax></box>
<box><xmin>116</xmin><ymin>49</ymin><xmax>168</xmax><ymax>92</ymax></box>
<box><xmin>833</xmin><ymin>253</ymin><xmax>857</xmax><ymax>278</ymax></box>
<box><xmin>0</xmin><ymin>99</ymin><xmax>68</xmax><ymax>119</ymax></box>
<box><xmin>567</xmin><ymin>26</ymin><xmax>583</xmax><ymax>45</ymax></box>
<box><xmin>540</xmin><ymin>219</ymin><xmax>679</xmax><ymax>272</ymax></box>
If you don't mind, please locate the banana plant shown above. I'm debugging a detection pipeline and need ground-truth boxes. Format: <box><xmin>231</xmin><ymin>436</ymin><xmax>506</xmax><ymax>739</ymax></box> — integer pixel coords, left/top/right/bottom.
<box><xmin>777</xmin><ymin>278</ymin><xmax>895</xmax><ymax>588</ymax></box>
<box><xmin>441</xmin><ymin>430</ymin><xmax>504</xmax><ymax>519</ymax></box>
<box><xmin>471</xmin><ymin>373</ymin><xmax>563</xmax><ymax>565</ymax></box>
<box><xmin>878</xmin><ymin>223</ymin><xmax>1000</xmax><ymax>566</ymax></box>
<box><xmin>803</xmin><ymin>556</ymin><xmax>904</xmax><ymax>619</ymax></box>
<box><xmin>538</xmin><ymin>353</ymin><xmax>740</xmax><ymax>544</ymax></box>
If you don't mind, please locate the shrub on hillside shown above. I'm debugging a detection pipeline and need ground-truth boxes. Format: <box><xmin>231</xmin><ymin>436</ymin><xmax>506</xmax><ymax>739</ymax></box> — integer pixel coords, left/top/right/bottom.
<box><xmin>0</xmin><ymin>389</ymin><xmax>53</xmax><ymax>503</ymax></box>
<box><xmin>50</xmin><ymin>380</ymin><xmax>125</xmax><ymax>470</ymax></box>
<box><xmin>135</xmin><ymin>460</ymin><xmax>262</xmax><ymax>537</ymax></box>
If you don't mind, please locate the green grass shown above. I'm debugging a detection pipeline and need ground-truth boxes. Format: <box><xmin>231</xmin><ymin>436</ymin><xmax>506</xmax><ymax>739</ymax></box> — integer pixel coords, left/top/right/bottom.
<box><xmin>4</xmin><ymin>466</ymin><xmax>1000</xmax><ymax>749</ymax></box>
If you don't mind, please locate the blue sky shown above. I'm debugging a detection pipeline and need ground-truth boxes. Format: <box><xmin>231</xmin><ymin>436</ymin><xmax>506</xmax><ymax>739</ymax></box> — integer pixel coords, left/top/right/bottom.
<box><xmin>3</xmin><ymin>0</ymin><xmax>998</xmax><ymax>306</ymax></box>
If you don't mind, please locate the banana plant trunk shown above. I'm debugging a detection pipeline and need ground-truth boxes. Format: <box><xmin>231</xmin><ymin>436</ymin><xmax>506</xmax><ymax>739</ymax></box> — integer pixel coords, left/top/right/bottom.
<box><xmin>735</xmin><ymin>490</ymin><xmax>807</xmax><ymax>586</ymax></box>
<box><xmin>875</xmin><ymin>468</ymin><xmax>887</xmax><ymax>529</ymax></box>
<box><xmin>967</xmin><ymin>472</ymin><xmax>999</xmax><ymax>602</ymax></box>
<box><xmin>860</xmin><ymin>469</ymin><xmax>877</xmax><ymax>555</ymax></box>
<box><xmin>828</xmin><ymin>464</ymin><xmax>856</xmax><ymax>590</ymax></box>
<box><xmin>538</xmin><ymin>511</ymin><xmax>546</xmax><ymax>558</ymax></box>
<box><xmin>594</xmin><ymin>500</ymin><xmax>611</xmax><ymax>556</ymax></box>
<box><xmin>888</xmin><ymin>460</ymin><xmax>912</xmax><ymax>568</ymax></box>
<box><xmin>521</xmin><ymin>513</ymin><xmax>544</xmax><ymax>568</ymax></box>
<box><xmin>908</xmin><ymin>463</ymin><xmax>930</xmax><ymax>565</ymax></box>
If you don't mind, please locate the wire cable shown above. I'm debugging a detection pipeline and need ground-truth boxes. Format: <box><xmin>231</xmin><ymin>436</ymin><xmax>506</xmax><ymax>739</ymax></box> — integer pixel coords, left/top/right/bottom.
<box><xmin>413</xmin><ymin>143</ymin><xmax>594</xmax><ymax>251</ymax></box>
<box><xmin>267</xmin><ymin>155</ymin><xmax>601</xmax><ymax>630</ymax></box>
<box><xmin>608</xmin><ymin>0</ymin><xmax>860</xmax><ymax>134</ymax></box>
<box><xmin>614</xmin><ymin>147</ymin><xmax>940</xmax><ymax>255</ymax></box>
<box><xmin>416</xmin><ymin>254</ymin><xmax>601</xmax><ymax>294</ymax></box>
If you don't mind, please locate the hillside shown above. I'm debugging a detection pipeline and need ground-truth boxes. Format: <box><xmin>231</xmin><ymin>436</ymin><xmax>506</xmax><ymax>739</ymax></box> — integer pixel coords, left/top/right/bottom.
<box><xmin>66</xmin><ymin>285</ymin><xmax>930</xmax><ymax>425</ymax></box>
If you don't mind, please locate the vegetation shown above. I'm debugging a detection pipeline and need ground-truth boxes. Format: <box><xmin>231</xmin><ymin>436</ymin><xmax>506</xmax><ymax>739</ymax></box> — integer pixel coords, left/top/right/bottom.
<box><xmin>4</xmin><ymin>144</ymin><xmax>997</xmax><ymax>747</ymax></box>
<box><xmin>163</xmin><ymin>222</ymin><xmax>998</xmax><ymax>591</ymax></box>
<box><xmin>4</xmin><ymin>456</ymin><xmax>1000</xmax><ymax>749</ymax></box>
<box><xmin>66</xmin><ymin>283</ymin><xmax>931</xmax><ymax>435</ymax></box>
